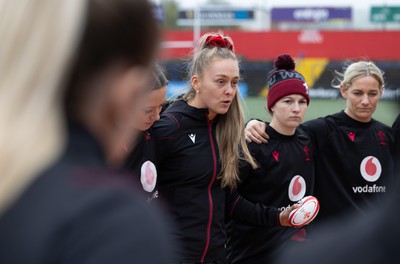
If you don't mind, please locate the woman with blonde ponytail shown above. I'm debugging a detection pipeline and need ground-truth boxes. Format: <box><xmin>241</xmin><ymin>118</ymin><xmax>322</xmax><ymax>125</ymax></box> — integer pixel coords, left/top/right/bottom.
<box><xmin>152</xmin><ymin>32</ymin><xmax>257</xmax><ymax>263</ymax></box>
<box><xmin>0</xmin><ymin>0</ymin><xmax>173</xmax><ymax>263</ymax></box>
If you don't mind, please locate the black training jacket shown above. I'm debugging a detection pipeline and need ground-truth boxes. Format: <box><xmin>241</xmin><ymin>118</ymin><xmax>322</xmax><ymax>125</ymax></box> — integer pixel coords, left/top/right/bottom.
<box><xmin>124</xmin><ymin>128</ymin><xmax>159</xmax><ymax>204</ymax></box>
<box><xmin>152</xmin><ymin>100</ymin><xmax>226</xmax><ymax>263</ymax></box>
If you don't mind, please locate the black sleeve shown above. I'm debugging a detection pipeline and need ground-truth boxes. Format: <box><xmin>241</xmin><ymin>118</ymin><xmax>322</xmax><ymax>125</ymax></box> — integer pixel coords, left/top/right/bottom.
<box><xmin>392</xmin><ymin>114</ymin><xmax>400</xmax><ymax>176</ymax></box>
<box><xmin>392</xmin><ymin>113</ymin><xmax>400</xmax><ymax>129</ymax></box>
<box><xmin>225</xmin><ymin>188</ymin><xmax>280</xmax><ymax>227</ymax></box>
<box><xmin>225</xmin><ymin>155</ymin><xmax>280</xmax><ymax>227</ymax></box>
<box><xmin>300</xmin><ymin>117</ymin><xmax>331</xmax><ymax>149</ymax></box>
<box><xmin>152</xmin><ymin>113</ymin><xmax>179</xmax><ymax>165</ymax></box>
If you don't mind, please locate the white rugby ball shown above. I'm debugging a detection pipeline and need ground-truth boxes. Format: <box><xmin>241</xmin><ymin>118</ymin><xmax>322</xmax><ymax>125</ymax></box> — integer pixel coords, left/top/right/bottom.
<box><xmin>288</xmin><ymin>196</ymin><xmax>320</xmax><ymax>228</ymax></box>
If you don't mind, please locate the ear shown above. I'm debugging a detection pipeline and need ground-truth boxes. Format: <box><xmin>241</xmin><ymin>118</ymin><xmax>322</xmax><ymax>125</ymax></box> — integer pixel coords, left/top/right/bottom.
<box><xmin>340</xmin><ymin>84</ymin><xmax>347</xmax><ymax>98</ymax></box>
<box><xmin>270</xmin><ymin>106</ymin><xmax>275</xmax><ymax>114</ymax></box>
<box><xmin>191</xmin><ymin>75</ymin><xmax>199</xmax><ymax>91</ymax></box>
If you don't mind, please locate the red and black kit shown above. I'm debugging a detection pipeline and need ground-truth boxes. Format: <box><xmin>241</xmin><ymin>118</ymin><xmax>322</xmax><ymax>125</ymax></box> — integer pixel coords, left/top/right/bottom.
<box><xmin>302</xmin><ymin>111</ymin><xmax>396</xmax><ymax>224</ymax></box>
<box><xmin>152</xmin><ymin>100</ymin><xmax>226</xmax><ymax>263</ymax></box>
<box><xmin>227</xmin><ymin>125</ymin><xmax>316</xmax><ymax>264</ymax></box>
<box><xmin>124</xmin><ymin>128</ymin><xmax>159</xmax><ymax>203</ymax></box>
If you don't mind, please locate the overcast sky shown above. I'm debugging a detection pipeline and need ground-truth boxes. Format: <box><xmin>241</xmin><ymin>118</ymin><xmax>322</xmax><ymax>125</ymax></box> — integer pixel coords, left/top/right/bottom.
<box><xmin>153</xmin><ymin>0</ymin><xmax>400</xmax><ymax>9</ymax></box>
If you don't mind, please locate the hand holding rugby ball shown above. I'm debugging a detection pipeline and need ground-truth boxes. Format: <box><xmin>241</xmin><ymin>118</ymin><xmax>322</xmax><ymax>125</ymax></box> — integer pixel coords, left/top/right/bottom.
<box><xmin>288</xmin><ymin>196</ymin><xmax>320</xmax><ymax>228</ymax></box>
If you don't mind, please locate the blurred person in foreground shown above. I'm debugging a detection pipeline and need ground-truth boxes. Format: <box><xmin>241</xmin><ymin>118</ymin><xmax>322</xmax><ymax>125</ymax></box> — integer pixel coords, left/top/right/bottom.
<box><xmin>0</xmin><ymin>0</ymin><xmax>173</xmax><ymax>263</ymax></box>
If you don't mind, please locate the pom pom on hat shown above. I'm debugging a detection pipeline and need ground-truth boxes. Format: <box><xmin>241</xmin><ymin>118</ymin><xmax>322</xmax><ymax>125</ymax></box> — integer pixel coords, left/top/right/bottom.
<box><xmin>274</xmin><ymin>54</ymin><xmax>295</xmax><ymax>70</ymax></box>
<box><xmin>267</xmin><ymin>54</ymin><xmax>310</xmax><ymax>111</ymax></box>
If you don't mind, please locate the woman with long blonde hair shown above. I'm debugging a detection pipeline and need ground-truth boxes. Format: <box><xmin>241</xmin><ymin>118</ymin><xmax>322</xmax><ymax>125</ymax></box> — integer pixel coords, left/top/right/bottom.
<box><xmin>152</xmin><ymin>32</ymin><xmax>257</xmax><ymax>263</ymax></box>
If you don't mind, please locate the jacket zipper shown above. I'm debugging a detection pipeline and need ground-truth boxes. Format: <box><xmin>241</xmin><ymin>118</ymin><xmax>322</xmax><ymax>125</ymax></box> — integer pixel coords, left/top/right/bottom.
<box><xmin>200</xmin><ymin>118</ymin><xmax>218</xmax><ymax>263</ymax></box>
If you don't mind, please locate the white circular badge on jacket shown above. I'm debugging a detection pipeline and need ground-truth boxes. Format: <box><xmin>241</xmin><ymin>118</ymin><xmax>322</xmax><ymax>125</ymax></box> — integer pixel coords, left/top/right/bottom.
<box><xmin>141</xmin><ymin>160</ymin><xmax>157</xmax><ymax>192</ymax></box>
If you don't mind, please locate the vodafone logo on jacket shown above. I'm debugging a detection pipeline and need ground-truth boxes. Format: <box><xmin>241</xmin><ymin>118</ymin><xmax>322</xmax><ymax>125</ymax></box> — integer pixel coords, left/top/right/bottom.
<box><xmin>352</xmin><ymin>156</ymin><xmax>386</xmax><ymax>194</ymax></box>
<box><xmin>360</xmin><ymin>156</ymin><xmax>382</xmax><ymax>182</ymax></box>
<box><xmin>288</xmin><ymin>175</ymin><xmax>306</xmax><ymax>202</ymax></box>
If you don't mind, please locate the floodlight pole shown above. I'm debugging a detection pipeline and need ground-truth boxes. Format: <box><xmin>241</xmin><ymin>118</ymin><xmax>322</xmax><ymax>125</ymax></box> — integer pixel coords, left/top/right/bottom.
<box><xmin>194</xmin><ymin>5</ymin><xmax>201</xmax><ymax>45</ymax></box>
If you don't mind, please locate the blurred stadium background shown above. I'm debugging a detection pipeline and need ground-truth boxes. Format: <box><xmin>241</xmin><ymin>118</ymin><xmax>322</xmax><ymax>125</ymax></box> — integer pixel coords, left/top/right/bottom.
<box><xmin>151</xmin><ymin>0</ymin><xmax>400</xmax><ymax>125</ymax></box>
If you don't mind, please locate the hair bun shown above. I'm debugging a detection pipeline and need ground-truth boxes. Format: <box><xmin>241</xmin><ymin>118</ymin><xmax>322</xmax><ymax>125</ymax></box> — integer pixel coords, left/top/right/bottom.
<box><xmin>274</xmin><ymin>54</ymin><xmax>295</xmax><ymax>70</ymax></box>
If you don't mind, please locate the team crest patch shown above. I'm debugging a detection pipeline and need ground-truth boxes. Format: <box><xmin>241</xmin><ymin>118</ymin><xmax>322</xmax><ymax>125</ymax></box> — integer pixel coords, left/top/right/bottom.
<box><xmin>288</xmin><ymin>175</ymin><xmax>306</xmax><ymax>202</ymax></box>
<box><xmin>141</xmin><ymin>161</ymin><xmax>157</xmax><ymax>192</ymax></box>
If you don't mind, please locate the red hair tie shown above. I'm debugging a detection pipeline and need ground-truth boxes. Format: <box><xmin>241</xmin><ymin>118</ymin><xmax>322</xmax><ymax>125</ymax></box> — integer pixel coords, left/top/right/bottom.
<box><xmin>205</xmin><ymin>35</ymin><xmax>233</xmax><ymax>51</ymax></box>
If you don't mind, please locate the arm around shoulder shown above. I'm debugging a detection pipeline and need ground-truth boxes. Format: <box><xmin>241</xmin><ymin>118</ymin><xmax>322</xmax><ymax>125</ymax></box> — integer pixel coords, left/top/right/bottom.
<box><xmin>244</xmin><ymin>119</ymin><xmax>269</xmax><ymax>144</ymax></box>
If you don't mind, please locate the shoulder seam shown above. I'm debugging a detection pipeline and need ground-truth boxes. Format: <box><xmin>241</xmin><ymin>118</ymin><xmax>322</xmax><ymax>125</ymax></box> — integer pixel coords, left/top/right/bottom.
<box><xmin>165</xmin><ymin>112</ymin><xmax>180</xmax><ymax>128</ymax></box>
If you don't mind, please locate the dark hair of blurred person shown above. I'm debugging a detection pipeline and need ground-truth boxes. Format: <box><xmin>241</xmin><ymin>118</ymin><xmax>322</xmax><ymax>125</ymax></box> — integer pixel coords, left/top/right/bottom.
<box><xmin>0</xmin><ymin>0</ymin><xmax>174</xmax><ymax>263</ymax></box>
<box><xmin>64</xmin><ymin>0</ymin><xmax>160</xmax><ymax>166</ymax></box>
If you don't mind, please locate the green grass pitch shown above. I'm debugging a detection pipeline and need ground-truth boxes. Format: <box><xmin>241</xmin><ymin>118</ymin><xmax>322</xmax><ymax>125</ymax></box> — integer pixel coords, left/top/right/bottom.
<box><xmin>243</xmin><ymin>97</ymin><xmax>400</xmax><ymax>126</ymax></box>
